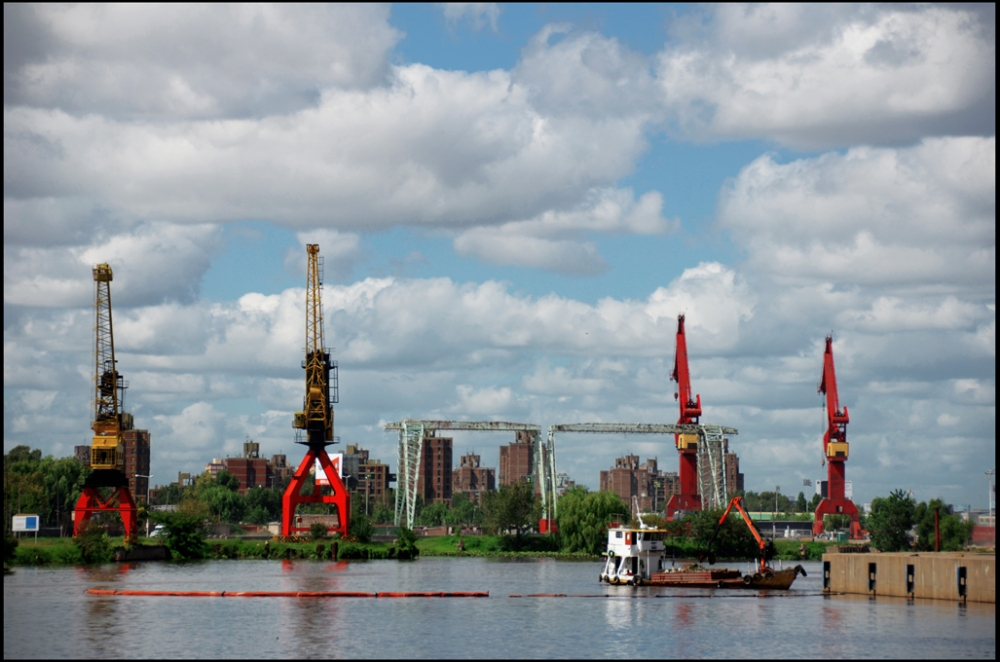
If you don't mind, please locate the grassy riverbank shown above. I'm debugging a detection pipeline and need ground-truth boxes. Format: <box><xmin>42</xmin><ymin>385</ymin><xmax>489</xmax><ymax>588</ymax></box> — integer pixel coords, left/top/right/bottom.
<box><xmin>6</xmin><ymin>535</ymin><xmax>840</xmax><ymax>567</ymax></box>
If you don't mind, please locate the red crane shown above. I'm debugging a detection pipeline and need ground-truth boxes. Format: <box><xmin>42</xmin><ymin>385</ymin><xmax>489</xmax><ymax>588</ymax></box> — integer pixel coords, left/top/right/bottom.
<box><xmin>813</xmin><ymin>335</ymin><xmax>861</xmax><ymax>538</ymax></box>
<box><xmin>666</xmin><ymin>314</ymin><xmax>702</xmax><ymax>519</ymax></box>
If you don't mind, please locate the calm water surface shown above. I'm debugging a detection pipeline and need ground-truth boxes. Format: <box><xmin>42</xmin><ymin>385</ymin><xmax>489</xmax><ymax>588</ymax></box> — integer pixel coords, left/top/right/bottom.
<box><xmin>4</xmin><ymin>557</ymin><xmax>994</xmax><ymax>659</ymax></box>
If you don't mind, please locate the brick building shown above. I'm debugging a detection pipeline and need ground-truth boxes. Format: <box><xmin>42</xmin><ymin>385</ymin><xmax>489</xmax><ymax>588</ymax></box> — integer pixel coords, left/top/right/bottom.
<box><xmin>452</xmin><ymin>453</ymin><xmax>496</xmax><ymax>505</ymax></box>
<box><xmin>343</xmin><ymin>444</ymin><xmax>393</xmax><ymax>512</ymax></box>
<box><xmin>122</xmin><ymin>429</ymin><xmax>151</xmax><ymax>502</ymax></box>
<box><xmin>222</xmin><ymin>441</ymin><xmax>270</xmax><ymax>494</ymax></box>
<box><xmin>417</xmin><ymin>434</ymin><xmax>453</xmax><ymax>504</ymax></box>
<box><xmin>724</xmin><ymin>450</ymin><xmax>744</xmax><ymax>496</ymax></box>
<box><xmin>499</xmin><ymin>431</ymin><xmax>535</xmax><ymax>486</ymax></box>
<box><xmin>600</xmin><ymin>454</ymin><xmax>665</xmax><ymax>515</ymax></box>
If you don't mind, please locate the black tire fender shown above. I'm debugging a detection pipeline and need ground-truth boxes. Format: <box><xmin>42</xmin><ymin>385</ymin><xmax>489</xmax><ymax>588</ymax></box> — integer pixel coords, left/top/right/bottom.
<box><xmin>743</xmin><ymin>575</ymin><xmax>753</xmax><ymax>585</ymax></box>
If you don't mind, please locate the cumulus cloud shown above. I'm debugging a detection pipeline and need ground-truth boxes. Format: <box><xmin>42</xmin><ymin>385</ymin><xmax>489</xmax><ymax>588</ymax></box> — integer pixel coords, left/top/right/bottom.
<box><xmin>718</xmin><ymin>137</ymin><xmax>995</xmax><ymax>290</ymax></box>
<box><xmin>658</xmin><ymin>4</ymin><xmax>995</xmax><ymax>147</ymax></box>
<box><xmin>4</xmin><ymin>4</ymin><xmax>401</xmax><ymax>119</ymax></box>
<box><xmin>453</xmin><ymin>188</ymin><xmax>678</xmax><ymax>274</ymax></box>
<box><xmin>4</xmin><ymin>65</ymin><xmax>649</xmax><ymax>233</ymax></box>
<box><xmin>3</xmin><ymin>222</ymin><xmax>222</xmax><ymax>308</ymax></box>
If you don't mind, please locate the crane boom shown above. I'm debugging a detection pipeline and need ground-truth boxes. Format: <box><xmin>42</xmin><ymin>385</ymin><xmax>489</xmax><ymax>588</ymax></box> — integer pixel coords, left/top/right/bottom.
<box><xmin>819</xmin><ymin>335</ymin><xmax>849</xmax><ymax>455</ymax></box>
<box><xmin>294</xmin><ymin>244</ymin><xmax>335</xmax><ymax>444</ymax></box>
<box><xmin>90</xmin><ymin>263</ymin><xmax>126</xmax><ymax>470</ymax></box>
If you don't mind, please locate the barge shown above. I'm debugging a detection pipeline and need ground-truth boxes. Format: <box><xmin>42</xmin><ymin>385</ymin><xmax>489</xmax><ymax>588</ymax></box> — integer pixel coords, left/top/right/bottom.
<box><xmin>599</xmin><ymin>497</ymin><xmax>806</xmax><ymax>589</ymax></box>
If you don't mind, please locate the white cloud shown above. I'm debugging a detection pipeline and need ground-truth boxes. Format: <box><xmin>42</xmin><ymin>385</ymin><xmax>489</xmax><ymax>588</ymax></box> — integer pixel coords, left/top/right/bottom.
<box><xmin>658</xmin><ymin>5</ymin><xmax>995</xmax><ymax>146</ymax></box>
<box><xmin>5</xmin><ymin>4</ymin><xmax>401</xmax><ymax>119</ymax></box>
<box><xmin>441</xmin><ymin>3</ymin><xmax>500</xmax><ymax>32</ymax></box>
<box><xmin>453</xmin><ymin>188</ymin><xmax>678</xmax><ymax>274</ymax></box>
<box><xmin>718</xmin><ymin>137</ymin><xmax>995</xmax><ymax>290</ymax></box>
<box><xmin>4</xmin><ymin>222</ymin><xmax>222</xmax><ymax>309</ymax></box>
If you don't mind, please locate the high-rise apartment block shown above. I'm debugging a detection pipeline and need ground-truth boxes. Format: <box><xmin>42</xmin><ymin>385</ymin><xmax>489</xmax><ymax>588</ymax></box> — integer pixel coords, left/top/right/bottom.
<box><xmin>417</xmin><ymin>434</ymin><xmax>453</xmax><ymax>504</ymax></box>
<box><xmin>499</xmin><ymin>431</ymin><xmax>535</xmax><ymax>486</ymax></box>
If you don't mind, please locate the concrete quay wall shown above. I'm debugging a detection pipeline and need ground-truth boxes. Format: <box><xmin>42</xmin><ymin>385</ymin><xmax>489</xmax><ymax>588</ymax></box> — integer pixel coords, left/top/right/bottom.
<box><xmin>822</xmin><ymin>552</ymin><xmax>994</xmax><ymax>603</ymax></box>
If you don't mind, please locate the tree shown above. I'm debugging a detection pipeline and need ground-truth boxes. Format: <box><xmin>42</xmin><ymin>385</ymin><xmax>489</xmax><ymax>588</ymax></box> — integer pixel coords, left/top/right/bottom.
<box><xmin>245</xmin><ymin>486</ymin><xmax>283</xmax><ymax>522</ymax></box>
<box><xmin>687</xmin><ymin>508</ymin><xmax>758</xmax><ymax>560</ymax></box>
<box><xmin>914</xmin><ymin>499</ymin><xmax>974</xmax><ymax>551</ymax></box>
<box><xmin>371</xmin><ymin>499</ymin><xmax>393</xmax><ymax>525</ymax></box>
<box><xmin>215</xmin><ymin>471</ymin><xmax>241</xmax><ymax>492</ymax></box>
<box><xmin>349</xmin><ymin>497</ymin><xmax>374</xmax><ymax>542</ymax></box>
<box><xmin>796</xmin><ymin>492</ymin><xmax>808</xmax><ymax>512</ymax></box>
<box><xmin>556</xmin><ymin>488</ymin><xmax>629</xmax><ymax>556</ymax></box>
<box><xmin>416</xmin><ymin>501</ymin><xmax>449</xmax><ymax>527</ymax></box>
<box><xmin>868</xmin><ymin>489</ymin><xmax>916</xmax><ymax>552</ymax></box>
<box><xmin>152</xmin><ymin>511</ymin><xmax>207</xmax><ymax>560</ymax></box>
<box><xmin>481</xmin><ymin>480</ymin><xmax>538</xmax><ymax>540</ymax></box>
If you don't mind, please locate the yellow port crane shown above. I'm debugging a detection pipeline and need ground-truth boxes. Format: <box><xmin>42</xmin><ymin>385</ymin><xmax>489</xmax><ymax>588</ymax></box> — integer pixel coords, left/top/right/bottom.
<box><xmin>282</xmin><ymin>244</ymin><xmax>350</xmax><ymax>537</ymax></box>
<box><xmin>74</xmin><ymin>263</ymin><xmax>139</xmax><ymax>539</ymax></box>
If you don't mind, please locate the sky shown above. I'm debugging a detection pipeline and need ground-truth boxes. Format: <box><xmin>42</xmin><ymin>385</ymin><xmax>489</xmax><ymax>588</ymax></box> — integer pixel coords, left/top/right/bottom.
<box><xmin>4</xmin><ymin>3</ymin><xmax>995</xmax><ymax>509</ymax></box>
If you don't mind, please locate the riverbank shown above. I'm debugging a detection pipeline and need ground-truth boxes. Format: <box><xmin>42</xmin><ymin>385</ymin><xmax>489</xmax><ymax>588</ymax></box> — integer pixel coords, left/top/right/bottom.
<box><xmin>6</xmin><ymin>535</ymin><xmax>841</xmax><ymax>567</ymax></box>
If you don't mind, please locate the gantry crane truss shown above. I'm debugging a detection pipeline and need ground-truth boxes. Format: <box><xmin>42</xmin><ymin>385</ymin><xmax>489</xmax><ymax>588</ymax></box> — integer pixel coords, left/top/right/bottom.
<box><xmin>384</xmin><ymin>420</ymin><xmax>547</xmax><ymax>529</ymax></box>
<box><xmin>74</xmin><ymin>263</ymin><xmax>139</xmax><ymax>540</ymax></box>
<box><xmin>814</xmin><ymin>335</ymin><xmax>861</xmax><ymax>538</ymax></box>
<box><xmin>547</xmin><ymin>423</ymin><xmax>738</xmax><ymax>514</ymax></box>
<box><xmin>282</xmin><ymin>244</ymin><xmax>349</xmax><ymax>537</ymax></box>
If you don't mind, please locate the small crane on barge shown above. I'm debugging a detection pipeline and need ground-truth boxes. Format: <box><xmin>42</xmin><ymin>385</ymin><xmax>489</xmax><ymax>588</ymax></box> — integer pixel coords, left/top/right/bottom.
<box><xmin>281</xmin><ymin>244</ymin><xmax>350</xmax><ymax>537</ymax></box>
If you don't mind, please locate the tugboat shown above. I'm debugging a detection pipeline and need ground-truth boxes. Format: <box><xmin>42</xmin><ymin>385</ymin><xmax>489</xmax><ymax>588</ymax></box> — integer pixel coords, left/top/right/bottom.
<box><xmin>600</xmin><ymin>496</ymin><xmax>806</xmax><ymax>589</ymax></box>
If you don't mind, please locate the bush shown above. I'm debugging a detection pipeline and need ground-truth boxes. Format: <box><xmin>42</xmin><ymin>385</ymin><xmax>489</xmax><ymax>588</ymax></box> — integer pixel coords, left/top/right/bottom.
<box><xmin>394</xmin><ymin>527</ymin><xmax>420</xmax><ymax>560</ymax></box>
<box><xmin>349</xmin><ymin>513</ymin><xmax>374</xmax><ymax>543</ymax></box>
<box><xmin>153</xmin><ymin>512</ymin><xmax>208</xmax><ymax>560</ymax></box>
<box><xmin>75</xmin><ymin>524</ymin><xmax>113</xmax><ymax>564</ymax></box>
<box><xmin>4</xmin><ymin>530</ymin><xmax>19</xmax><ymax>565</ymax></box>
<box><xmin>309</xmin><ymin>522</ymin><xmax>328</xmax><ymax>541</ymax></box>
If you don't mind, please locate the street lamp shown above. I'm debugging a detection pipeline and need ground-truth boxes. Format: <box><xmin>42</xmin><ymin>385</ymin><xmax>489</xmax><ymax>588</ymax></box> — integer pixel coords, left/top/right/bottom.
<box><xmin>987</xmin><ymin>470</ymin><xmax>995</xmax><ymax>522</ymax></box>
<box><xmin>774</xmin><ymin>486</ymin><xmax>780</xmax><ymax>539</ymax></box>
<box><xmin>135</xmin><ymin>474</ymin><xmax>153</xmax><ymax>536</ymax></box>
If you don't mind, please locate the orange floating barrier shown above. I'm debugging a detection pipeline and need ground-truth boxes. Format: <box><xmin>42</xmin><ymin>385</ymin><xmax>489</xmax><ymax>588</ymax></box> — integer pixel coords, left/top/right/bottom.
<box><xmin>88</xmin><ymin>588</ymin><xmax>485</xmax><ymax>599</ymax></box>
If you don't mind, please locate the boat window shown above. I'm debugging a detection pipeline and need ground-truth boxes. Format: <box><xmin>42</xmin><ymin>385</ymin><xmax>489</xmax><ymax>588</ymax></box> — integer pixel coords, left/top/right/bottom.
<box><xmin>616</xmin><ymin>531</ymin><xmax>623</xmax><ymax>539</ymax></box>
<box><xmin>642</xmin><ymin>532</ymin><xmax>651</xmax><ymax>541</ymax></box>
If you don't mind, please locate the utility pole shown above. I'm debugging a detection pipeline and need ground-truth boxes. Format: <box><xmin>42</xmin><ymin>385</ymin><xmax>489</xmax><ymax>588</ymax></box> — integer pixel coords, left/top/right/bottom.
<box><xmin>774</xmin><ymin>486</ymin><xmax>780</xmax><ymax>539</ymax></box>
<box><xmin>987</xmin><ymin>470</ymin><xmax>995</xmax><ymax>521</ymax></box>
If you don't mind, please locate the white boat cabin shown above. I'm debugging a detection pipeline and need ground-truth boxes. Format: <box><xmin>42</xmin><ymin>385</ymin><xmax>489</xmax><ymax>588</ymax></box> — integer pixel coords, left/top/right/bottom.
<box><xmin>600</xmin><ymin>525</ymin><xmax>670</xmax><ymax>585</ymax></box>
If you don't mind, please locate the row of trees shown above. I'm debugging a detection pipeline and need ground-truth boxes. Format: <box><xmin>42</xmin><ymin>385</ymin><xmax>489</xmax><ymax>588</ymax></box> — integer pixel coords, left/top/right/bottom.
<box><xmin>866</xmin><ymin>489</ymin><xmax>974</xmax><ymax>552</ymax></box>
<box><xmin>4</xmin><ymin>446</ymin><xmax>89</xmax><ymax>530</ymax></box>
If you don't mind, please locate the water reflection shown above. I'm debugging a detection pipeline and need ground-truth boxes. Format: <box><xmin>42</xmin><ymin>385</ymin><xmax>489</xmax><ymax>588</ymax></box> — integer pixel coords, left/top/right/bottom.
<box><xmin>4</xmin><ymin>559</ymin><xmax>994</xmax><ymax>660</ymax></box>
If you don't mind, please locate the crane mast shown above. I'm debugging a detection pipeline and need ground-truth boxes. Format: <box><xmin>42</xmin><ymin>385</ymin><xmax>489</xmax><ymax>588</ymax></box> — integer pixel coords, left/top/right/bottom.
<box><xmin>73</xmin><ymin>263</ymin><xmax>139</xmax><ymax>540</ymax></box>
<box><xmin>282</xmin><ymin>244</ymin><xmax>350</xmax><ymax>537</ymax></box>
<box><xmin>666</xmin><ymin>314</ymin><xmax>703</xmax><ymax>519</ymax></box>
<box><xmin>812</xmin><ymin>335</ymin><xmax>860</xmax><ymax>538</ymax></box>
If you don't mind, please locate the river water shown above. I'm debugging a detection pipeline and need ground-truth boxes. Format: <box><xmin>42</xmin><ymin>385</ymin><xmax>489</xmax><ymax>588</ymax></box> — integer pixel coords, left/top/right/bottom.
<box><xmin>4</xmin><ymin>557</ymin><xmax>994</xmax><ymax>659</ymax></box>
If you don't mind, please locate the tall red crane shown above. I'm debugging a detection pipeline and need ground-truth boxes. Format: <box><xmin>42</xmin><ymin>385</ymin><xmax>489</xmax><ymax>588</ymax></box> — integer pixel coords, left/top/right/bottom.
<box><xmin>282</xmin><ymin>244</ymin><xmax>350</xmax><ymax>537</ymax></box>
<box><xmin>813</xmin><ymin>335</ymin><xmax>861</xmax><ymax>538</ymax></box>
<box><xmin>666</xmin><ymin>314</ymin><xmax>703</xmax><ymax>519</ymax></box>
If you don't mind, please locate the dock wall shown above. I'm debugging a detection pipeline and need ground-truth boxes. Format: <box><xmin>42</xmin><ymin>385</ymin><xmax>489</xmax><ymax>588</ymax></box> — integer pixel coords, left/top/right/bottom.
<box><xmin>822</xmin><ymin>552</ymin><xmax>994</xmax><ymax>603</ymax></box>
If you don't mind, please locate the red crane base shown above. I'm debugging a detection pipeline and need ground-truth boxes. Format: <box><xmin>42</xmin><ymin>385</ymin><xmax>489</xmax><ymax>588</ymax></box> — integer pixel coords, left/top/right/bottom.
<box><xmin>282</xmin><ymin>447</ymin><xmax>350</xmax><ymax>537</ymax></box>
<box><xmin>813</xmin><ymin>498</ymin><xmax>862</xmax><ymax>538</ymax></box>
<box><xmin>666</xmin><ymin>493</ymin><xmax>702</xmax><ymax>521</ymax></box>
<box><xmin>73</xmin><ymin>486</ymin><xmax>138</xmax><ymax>541</ymax></box>
<box><xmin>666</xmin><ymin>450</ymin><xmax>701</xmax><ymax>520</ymax></box>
